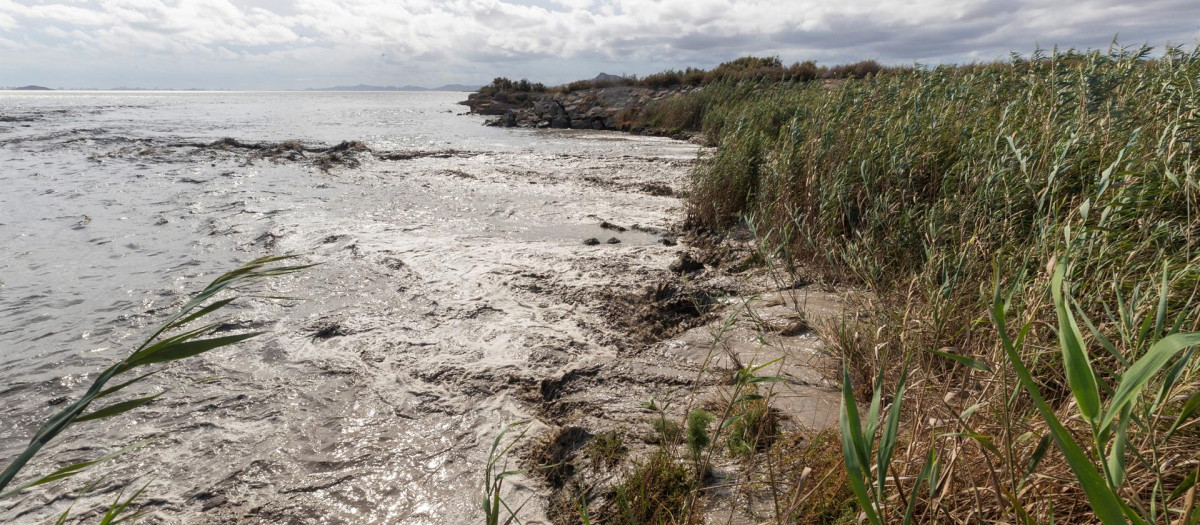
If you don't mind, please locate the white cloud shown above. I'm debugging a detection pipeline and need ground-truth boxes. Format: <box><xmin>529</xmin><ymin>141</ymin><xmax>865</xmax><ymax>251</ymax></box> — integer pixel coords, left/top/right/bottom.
<box><xmin>0</xmin><ymin>0</ymin><xmax>1197</xmax><ymax>88</ymax></box>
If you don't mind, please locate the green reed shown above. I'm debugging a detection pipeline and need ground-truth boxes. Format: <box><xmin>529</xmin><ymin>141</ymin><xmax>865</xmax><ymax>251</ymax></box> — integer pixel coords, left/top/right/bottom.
<box><xmin>0</xmin><ymin>255</ymin><xmax>310</xmax><ymax>521</ymax></box>
<box><xmin>670</xmin><ymin>44</ymin><xmax>1200</xmax><ymax>522</ymax></box>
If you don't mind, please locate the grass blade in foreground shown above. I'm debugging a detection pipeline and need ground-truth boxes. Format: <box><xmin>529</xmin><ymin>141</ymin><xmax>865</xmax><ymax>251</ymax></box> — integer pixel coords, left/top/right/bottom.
<box><xmin>993</xmin><ymin>267</ymin><xmax>1130</xmax><ymax>525</ymax></box>
<box><xmin>0</xmin><ymin>255</ymin><xmax>311</xmax><ymax>498</ymax></box>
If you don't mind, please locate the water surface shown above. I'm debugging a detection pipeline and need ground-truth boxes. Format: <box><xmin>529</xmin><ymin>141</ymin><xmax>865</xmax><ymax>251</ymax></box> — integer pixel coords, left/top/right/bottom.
<box><xmin>0</xmin><ymin>90</ymin><xmax>697</xmax><ymax>523</ymax></box>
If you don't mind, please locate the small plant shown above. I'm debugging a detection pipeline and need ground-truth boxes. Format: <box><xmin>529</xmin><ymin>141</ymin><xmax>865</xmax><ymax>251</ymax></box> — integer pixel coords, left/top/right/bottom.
<box><xmin>725</xmin><ymin>384</ymin><xmax>775</xmax><ymax>458</ymax></box>
<box><xmin>838</xmin><ymin>257</ymin><xmax>1200</xmax><ymax>524</ymax></box>
<box><xmin>644</xmin><ymin>395</ymin><xmax>682</xmax><ymax>444</ymax></box>
<box><xmin>651</xmin><ymin>418</ymin><xmax>682</xmax><ymax>444</ymax></box>
<box><xmin>839</xmin><ymin>358</ymin><xmax>932</xmax><ymax>525</ymax></box>
<box><xmin>685</xmin><ymin>410</ymin><xmax>714</xmax><ymax>465</ymax></box>
<box><xmin>483</xmin><ymin>421</ymin><xmax>530</xmax><ymax>525</ymax></box>
<box><xmin>609</xmin><ymin>450</ymin><xmax>694</xmax><ymax>525</ymax></box>
<box><xmin>990</xmin><ymin>260</ymin><xmax>1200</xmax><ymax>524</ymax></box>
<box><xmin>588</xmin><ymin>431</ymin><xmax>627</xmax><ymax>469</ymax></box>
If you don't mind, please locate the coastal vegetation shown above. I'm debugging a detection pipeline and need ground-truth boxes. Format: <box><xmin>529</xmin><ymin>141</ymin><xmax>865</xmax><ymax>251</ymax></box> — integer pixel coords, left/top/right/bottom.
<box><xmin>481</xmin><ymin>56</ymin><xmax>888</xmax><ymax>97</ymax></box>
<box><xmin>668</xmin><ymin>44</ymin><xmax>1200</xmax><ymax>522</ymax></box>
<box><xmin>484</xmin><ymin>44</ymin><xmax>1200</xmax><ymax>523</ymax></box>
<box><xmin>466</xmin><ymin>56</ymin><xmax>898</xmax><ymax>130</ymax></box>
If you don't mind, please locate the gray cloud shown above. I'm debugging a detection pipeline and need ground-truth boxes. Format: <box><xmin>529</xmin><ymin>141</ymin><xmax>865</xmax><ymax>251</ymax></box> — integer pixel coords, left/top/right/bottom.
<box><xmin>0</xmin><ymin>0</ymin><xmax>1196</xmax><ymax>89</ymax></box>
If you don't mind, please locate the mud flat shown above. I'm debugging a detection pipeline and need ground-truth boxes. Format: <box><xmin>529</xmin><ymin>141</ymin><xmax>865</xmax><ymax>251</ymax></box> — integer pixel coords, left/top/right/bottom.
<box><xmin>0</xmin><ymin>92</ymin><xmax>841</xmax><ymax>524</ymax></box>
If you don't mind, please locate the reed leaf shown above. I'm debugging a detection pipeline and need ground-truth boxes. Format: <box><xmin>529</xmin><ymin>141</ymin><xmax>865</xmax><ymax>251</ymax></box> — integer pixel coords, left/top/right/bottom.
<box><xmin>1052</xmin><ymin>261</ymin><xmax>1103</xmax><ymax>426</ymax></box>
<box><xmin>993</xmin><ymin>274</ymin><xmax>1129</xmax><ymax>525</ymax></box>
<box><xmin>75</xmin><ymin>391</ymin><xmax>167</xmax><ymax>423</ymax></box>
<box><xmin>876</xmin><ymin>365</ymin><xmax>908</xmax><ymax>498</ymax></box>
<box><xmin>1100</xmin><ymin>332</ymin><xmax>1200</xmax><ymax>434</ymax></box>
<box><xmin>839</xmin><ymin>367</ymin><xmax>882</xmax><ymax>525</ymax></box>
<box><xmin>0</xmin><ymin>256</ymin><xmax>308</xmax><ymax>498</ymax></box>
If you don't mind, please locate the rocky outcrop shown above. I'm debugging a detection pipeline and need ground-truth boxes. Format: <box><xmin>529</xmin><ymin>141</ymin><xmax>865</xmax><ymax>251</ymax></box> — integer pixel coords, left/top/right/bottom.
<box><xmin>532</xmin><ymin>98</ymin><xmax>571</xmax><ymax>128</ymax></box>
<box><xmin>461</xmin><ymin>91</ymin><xmax>535</xmax><ymax>116</ymax></box>
<box><xmin>460</xmin><ymin>85</ymin><xmax>696</xmax><ymax>131</ymax></box>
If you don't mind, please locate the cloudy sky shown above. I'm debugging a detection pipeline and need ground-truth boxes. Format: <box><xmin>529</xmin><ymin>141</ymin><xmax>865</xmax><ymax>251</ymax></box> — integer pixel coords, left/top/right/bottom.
<box><xmin>1</xmin><ymin>0</ymin><xmax>1197</xmax><ymax>89</ymax></box>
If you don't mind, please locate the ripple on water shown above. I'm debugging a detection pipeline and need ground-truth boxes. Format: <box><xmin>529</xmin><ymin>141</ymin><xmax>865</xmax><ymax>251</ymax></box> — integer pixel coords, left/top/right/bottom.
<box><xmin>0</xmin><ymin>90</ymin><xmax>700</xmax><ymax>524</ymax></box>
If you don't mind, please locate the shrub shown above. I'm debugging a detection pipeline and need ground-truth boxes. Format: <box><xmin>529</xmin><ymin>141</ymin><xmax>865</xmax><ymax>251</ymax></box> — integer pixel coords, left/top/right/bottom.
<box><xmin>685</xmin><ymin>410</ymin><xmax>713</xmax><ymax>463</ymax></box>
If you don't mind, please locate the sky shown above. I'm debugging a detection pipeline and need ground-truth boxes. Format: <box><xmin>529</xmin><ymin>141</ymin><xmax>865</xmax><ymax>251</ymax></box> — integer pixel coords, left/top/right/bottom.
<box><xmin>0</xmin><ymin>0</ymin><xmax>1198</xmax><ymax>90</ymax></box>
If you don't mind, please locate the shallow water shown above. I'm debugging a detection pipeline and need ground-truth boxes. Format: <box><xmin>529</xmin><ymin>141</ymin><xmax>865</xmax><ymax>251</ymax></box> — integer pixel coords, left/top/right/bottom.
<box><xmin>0</xmin><ymin>91</ymin><xmax>698</xmax><ymax>523</ymax></box>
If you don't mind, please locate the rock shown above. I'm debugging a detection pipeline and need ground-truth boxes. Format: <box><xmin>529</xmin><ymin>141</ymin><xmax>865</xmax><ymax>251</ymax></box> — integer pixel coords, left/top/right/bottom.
<box><xmin>583</xmin><ymin>238</ymin><xmax>601</xmax><ymax>246</ymax></box>
<box><xmin>668</xmin><ymin>252</ymin><xmax>704</xmax><ymax>273</ymax></box>
<box><xmin>599</xmin><ymin>221</ymin><xmax>627</xmax><ymax>232</ymax></box>
<box><xmin>461</xmin><ymin>84</ymin><xmax>693</xmax><ymax>132</ymax></box>
<box><xmin>533</xmin><ymin>98</ymin><xmax>568</xmax><ymax>122</ymax></box>
<box><xmin>606</xmin><ymin>237</ymin><xmax>621</xmax><ymax>244</ymax></box>
<box><xmin>659</xmin><ymin>236</ymin><xmax>677</xmax><ymax>246</ymax></box>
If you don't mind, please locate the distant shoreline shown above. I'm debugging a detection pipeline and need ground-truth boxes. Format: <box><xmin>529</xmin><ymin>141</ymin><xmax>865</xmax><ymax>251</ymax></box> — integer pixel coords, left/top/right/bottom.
<box><xmin>1</xmin><ymin>88</ymin><xmax>476</xmax><ymax>93</ymax></box>
<box><xmin>2</xmin><ymin>85</ymin><xmax>479</xmax><ymax>92</ymax></box>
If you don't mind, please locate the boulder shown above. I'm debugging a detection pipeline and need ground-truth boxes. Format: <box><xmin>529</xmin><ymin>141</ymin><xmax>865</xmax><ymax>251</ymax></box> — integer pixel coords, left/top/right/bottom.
<box><xmin>533</xmin><ymin>98</ymin><xmax>568</xmax><ymax>121</ymax></box>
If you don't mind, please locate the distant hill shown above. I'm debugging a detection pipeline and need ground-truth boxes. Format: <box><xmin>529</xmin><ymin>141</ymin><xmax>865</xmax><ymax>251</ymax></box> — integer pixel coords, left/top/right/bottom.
<box><xmin>434</xmin><ymin>84</ymin><xmax>483</xmax><ymax>92</ymax></box>
<box><xmin>309</xmin><ymin>84</ymin><xmax>481</xmax><ymax>92</ymax></box>
<box><xmin>10</xmin><ymin>85</ymin><xmax>52</xmax><ymax>91</ymax></box>
<box><xmin>593</xmin><ymin>73</ymin><xmax>624</xmax><ymax>82</ymax></box>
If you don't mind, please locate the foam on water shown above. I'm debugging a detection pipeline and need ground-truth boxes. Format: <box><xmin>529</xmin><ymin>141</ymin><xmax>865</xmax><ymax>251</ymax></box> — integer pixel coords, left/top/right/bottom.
<box><xmin>0</xmin><ymin>90</ymin><xmax>698</xmax><ymax>523</ymax></box>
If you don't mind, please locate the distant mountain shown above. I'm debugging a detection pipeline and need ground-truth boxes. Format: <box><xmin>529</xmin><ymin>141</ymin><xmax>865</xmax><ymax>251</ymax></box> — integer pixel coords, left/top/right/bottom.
<box><xmin>10</xmin><ymin>85</ymin><xmax>52</xmax><ymax>91</ymax></box>
<box><xmin>593</xmin><ymin>73</ymin><xmax>624</xmax><ymax>82</ymax></box>
<box><xmin>107</xmin><ymin>87</ymin><xmax>210</xmax><ymax>91</ymax></box>
<box><xmin>308</xmin><ymin>83</ymin><xmax>480</xmax><ymax>92</ymax></box>
<box><xmin>433</xmin><ymin>84</ymin><xmax>481</xmax><ymax>92</ymax></box>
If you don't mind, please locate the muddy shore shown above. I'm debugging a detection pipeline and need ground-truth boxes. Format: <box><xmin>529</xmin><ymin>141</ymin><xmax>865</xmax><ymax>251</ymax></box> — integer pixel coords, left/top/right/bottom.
<box><xmin>0</xmin><ymin>92</ymin><xmax>842</xmax><ymax>524</ymax></box>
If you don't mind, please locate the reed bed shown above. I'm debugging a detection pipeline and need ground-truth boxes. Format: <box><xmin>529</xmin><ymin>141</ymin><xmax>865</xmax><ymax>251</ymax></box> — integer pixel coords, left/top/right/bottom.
<box><xmin>481</xmin><ymin>46</ymin><xmax>1200</xmax><ymax>524</ymax></box>
<box><xmin>660</xmin><ymin>45</ymin><xmax>1200</xmax><ymax>523</ymax></box>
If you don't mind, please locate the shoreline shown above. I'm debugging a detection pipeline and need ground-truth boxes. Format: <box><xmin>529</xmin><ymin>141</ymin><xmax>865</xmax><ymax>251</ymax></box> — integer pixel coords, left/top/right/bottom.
<box><xmin>1</xmin><ymin>93</ymin><xmax>839</xmax><ymax>523</ymax></box>
<box><xmin>461</xmin><ymin>85</ymin><xmax>700</xmax><ymax>138</ymax></box>
<box><xmin>1</xmin><ymin>90</ymin><xmax>848</xmax><ymax>524</ymax></box>
<box><xmin>453</xmin><ymin>86</ymin><xmax>848</xmax><ymax>522</ymax></box>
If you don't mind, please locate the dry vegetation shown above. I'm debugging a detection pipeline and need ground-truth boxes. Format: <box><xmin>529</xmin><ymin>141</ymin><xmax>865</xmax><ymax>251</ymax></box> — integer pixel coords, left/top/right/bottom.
<box><xmin>682</xmin><ymin>45</ymin><xmax>1200</xmax><ymax>523</ymax></box>
<box><xmin>488</xmin><ymin>45</ymin><xmax>1200</xmax><ymax>525</ymax></box>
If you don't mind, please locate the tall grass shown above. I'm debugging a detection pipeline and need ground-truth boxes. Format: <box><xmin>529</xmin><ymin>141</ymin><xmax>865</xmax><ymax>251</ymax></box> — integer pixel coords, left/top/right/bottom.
<box><xmin>690</xmin><ymin>46</ymin><xmax>1199</xmax><ymax>296</ymax></box>
<box><xmin>675</xmin><ymin>44</ymin><xmax>1200</xmax><ymax>522</ymax></box>
<box><xmin>479</xmin><ymin>45</ymin><xmax>1200</xmax><ymax>524</ymax></box>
